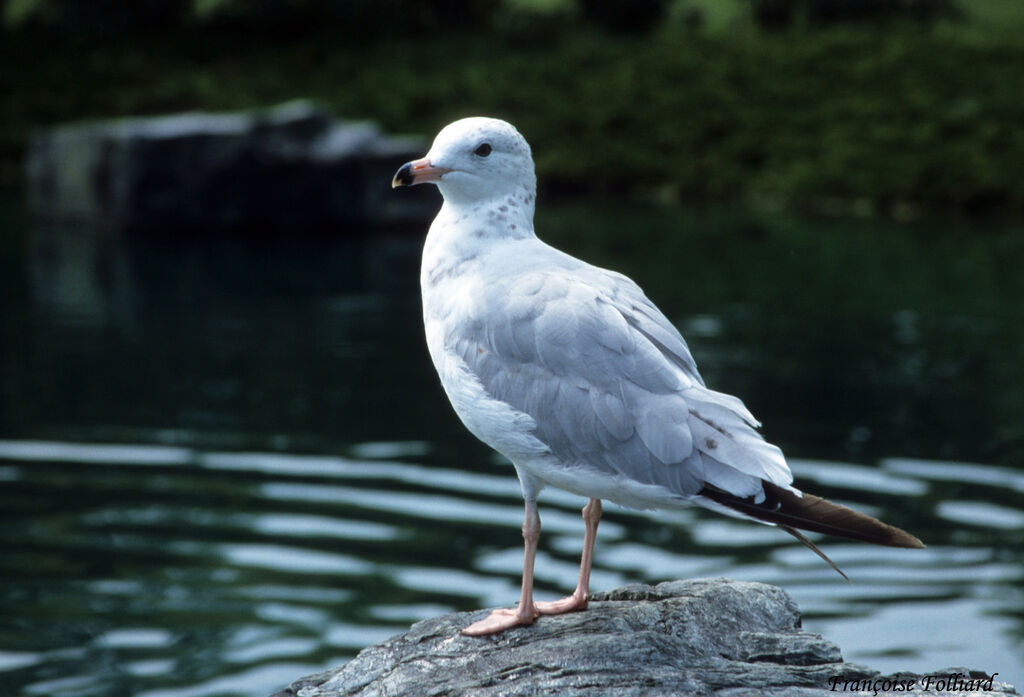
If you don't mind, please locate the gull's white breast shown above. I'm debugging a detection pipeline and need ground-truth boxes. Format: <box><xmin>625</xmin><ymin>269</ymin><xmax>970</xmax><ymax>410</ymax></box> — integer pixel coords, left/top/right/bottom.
<box><xmin>421</xmin><ymin>219</ymin><xmax>552</xmax><ymax>468</ymax></box>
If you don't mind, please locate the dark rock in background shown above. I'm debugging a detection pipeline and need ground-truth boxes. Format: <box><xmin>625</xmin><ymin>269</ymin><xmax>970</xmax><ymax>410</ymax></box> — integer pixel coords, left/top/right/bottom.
<box><xmin>25</xmin><ymin>101</ymin><xmax>438</xmax><ymax>237</ymax></box>
<box><xmin>270</xmin><ymin>578</ymin><xmax>1018</xmax><ymax>697</ymax></box>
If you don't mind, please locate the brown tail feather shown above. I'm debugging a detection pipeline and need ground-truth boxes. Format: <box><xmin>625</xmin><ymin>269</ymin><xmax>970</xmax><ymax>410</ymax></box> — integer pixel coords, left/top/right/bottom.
<box><xmin>700</xmin><ymin>481</ymin><xmax>925</xmax><ymax>549</ymax></box>
<box><xmin>779</xmin><ymin>524</ymin><xmax>850</xmax><ymax>581</ymax></box>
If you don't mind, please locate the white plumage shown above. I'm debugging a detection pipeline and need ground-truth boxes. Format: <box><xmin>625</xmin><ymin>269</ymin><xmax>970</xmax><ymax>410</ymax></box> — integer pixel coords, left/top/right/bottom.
<box><xmin>411</xmin><ymin>118</ymin><xmax>788</xmax><ymax>511</ymax></box>
<box><xmin>391</xmin><ymin>116</ymin><xmax>921</xmax><ymax>635</ymax></box>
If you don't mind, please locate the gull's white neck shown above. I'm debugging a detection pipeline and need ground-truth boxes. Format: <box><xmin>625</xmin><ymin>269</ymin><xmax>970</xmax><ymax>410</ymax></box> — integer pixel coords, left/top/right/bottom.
<box><xmin>437</xmin><ymin>187</ymin><xmax>535</xmax><ymax>240</ymax></box>
<box><xmin>421</xmin><ymin>185</ymin><xmax>537</xmax><ymax>295</ymax></box>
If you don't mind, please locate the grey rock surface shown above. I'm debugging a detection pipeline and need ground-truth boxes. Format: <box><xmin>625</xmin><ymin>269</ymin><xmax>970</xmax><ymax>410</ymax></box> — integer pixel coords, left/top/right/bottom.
<box><xmin>26</xmin><ymin>100</ymin><xmax>436</xmax><ymax>236</ymax></box>
<box><xmin>271</xmin><ymin>578</ymin><xmax>1016</xmax><ymax>697</ymax></box>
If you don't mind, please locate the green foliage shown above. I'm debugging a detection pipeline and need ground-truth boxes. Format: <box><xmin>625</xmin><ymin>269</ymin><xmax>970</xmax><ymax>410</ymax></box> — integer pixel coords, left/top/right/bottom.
<box><xmin>193</xmin><ymin>0</ymin><xmax>232</xmax><ymax>19</ymax></box>
<box><xmin>577</xmin><ymin>0</ymin><xmax>669</xmax><ymax>32</ymax></box>
<box><xmin>2</xmin><ymin>0</ymin><xmax>505</xmax><ymax>33</ymax></box>
<box><xmin>747</xmin><ymin>0</ymin><xmax>960</xmax><ymax>29</ymax></box>
<box><xmin>2</xmin><ymin>14</ymin><xmax>1023</xmax><ymax>214</ymax></box>
<box><xmin>3</xmin><ymin>0</ymin><xmax>191</xmax><ymax>31</ymax></box>
<box><xmin>1</xmin><ymin>0</ymin><xmax>676</xmax><ymax>34</ymax></box>
<box><xmin>3</xmin><ymin>0</ymin><xmax>50</xmax><ymax>26</ymax></box>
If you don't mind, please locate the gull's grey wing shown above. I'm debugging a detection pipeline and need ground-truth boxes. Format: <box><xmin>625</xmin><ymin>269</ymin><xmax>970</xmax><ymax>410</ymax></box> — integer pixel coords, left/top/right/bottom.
<box><xmin>593</xmin><ymin>266</ymin><xmax>706</xmax><ymax>389</ymax></box>
<box><xmin>450</xmin><ymin>264</ymin><xmax>792</xmax><ymax>501</ymax></box>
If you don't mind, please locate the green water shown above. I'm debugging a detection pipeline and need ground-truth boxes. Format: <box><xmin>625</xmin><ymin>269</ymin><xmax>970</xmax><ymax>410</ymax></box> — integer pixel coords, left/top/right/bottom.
<box><xmin>1</xmin><ymin>197</ymin><xmax>1022</xmax><ymax>696</ymax></box>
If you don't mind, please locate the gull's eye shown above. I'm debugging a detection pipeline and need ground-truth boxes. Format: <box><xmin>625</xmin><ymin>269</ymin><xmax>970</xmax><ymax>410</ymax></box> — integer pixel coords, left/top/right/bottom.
<box><xmin>474</xmin><ymin>143</ymin><xmax>492</xmax><ymax>157</ymax></box>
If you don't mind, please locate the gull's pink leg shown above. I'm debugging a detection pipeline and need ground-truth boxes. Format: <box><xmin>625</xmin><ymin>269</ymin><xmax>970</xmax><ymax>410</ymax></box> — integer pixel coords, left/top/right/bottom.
<box><xmin>462</xmin><ymin>499</ymin><xmax>541</xmax><ymax>636</ymax></box>
<box><xmin>535</xmin><ymin>498</ymin><xmax>602</xmax><ymax>615</ymax></box>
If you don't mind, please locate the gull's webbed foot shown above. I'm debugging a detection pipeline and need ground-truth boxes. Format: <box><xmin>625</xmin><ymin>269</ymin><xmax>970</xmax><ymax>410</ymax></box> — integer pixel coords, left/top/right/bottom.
<box><xmin>534</xmin><ymin>591</ymin><xmax>588</xmax><ymax>615</ymax></box>
<box><xmin>461</xmin><ymin>605</ymin><xmax>540</xmax><ymax>636</ymax></box>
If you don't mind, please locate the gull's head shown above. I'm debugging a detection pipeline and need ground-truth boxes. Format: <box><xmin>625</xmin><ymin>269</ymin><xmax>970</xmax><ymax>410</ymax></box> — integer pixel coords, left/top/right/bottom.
<box><xmin>392</xmin><ymin>117</ymin><xmax>535</xmax><ymax>207</ymax></box>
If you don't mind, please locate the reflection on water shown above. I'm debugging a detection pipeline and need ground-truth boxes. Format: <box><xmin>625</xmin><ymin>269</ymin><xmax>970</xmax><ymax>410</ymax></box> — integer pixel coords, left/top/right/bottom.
<box><xmin>1</xmin><ymin>441</ymin><xmax>1022</xmax><ymax>696</ymax></box>
<box><xmin>1</xmin><ymin>200</ymin><xmax>1023</xmax><ymax>696</ymax></box>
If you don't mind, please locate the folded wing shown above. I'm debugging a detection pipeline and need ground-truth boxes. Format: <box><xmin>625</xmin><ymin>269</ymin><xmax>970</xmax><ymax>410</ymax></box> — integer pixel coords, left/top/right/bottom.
<box><xmin>450</xmin><ymin>263</ymin><xmax>793</xmax><ymax>504</ymax></box>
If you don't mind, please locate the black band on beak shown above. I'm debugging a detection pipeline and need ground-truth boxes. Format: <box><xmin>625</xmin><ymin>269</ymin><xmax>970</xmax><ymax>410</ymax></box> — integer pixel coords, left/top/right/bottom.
<box><xmin>392</xmin><ymin>162</ymin><xmax>414</xmax><ymax>188</ymax></box>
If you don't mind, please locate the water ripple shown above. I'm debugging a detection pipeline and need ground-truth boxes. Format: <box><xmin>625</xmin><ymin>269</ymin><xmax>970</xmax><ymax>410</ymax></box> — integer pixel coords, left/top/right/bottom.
<box><xmin>1</xmin><ymin>438</ymin><xmax>1022</xmax><ymax>695</ymax></box>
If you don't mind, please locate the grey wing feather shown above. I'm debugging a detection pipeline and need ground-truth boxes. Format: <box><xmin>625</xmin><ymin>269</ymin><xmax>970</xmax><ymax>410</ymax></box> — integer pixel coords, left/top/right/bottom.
<box><xmin>599</xmin><ymin>269</ymin><xmax>706</xmax><ymax>387</ymax></box>
<box><xmin>453</xmin><ymin>264</ymin><xmax>791</xmax><ymax>500</ymax></box>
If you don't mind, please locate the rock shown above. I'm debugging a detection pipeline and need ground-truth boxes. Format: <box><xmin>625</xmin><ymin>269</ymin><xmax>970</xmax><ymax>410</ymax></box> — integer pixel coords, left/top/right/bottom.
<box><xmin>25</xmin><ymin>100</ymin><xmax>437</xmax><ymax>236</ymax></box>
<box><xmin>269</xmin><ymin>578</ymin><xmax>1017</xmax><ymax>697</ymax></box>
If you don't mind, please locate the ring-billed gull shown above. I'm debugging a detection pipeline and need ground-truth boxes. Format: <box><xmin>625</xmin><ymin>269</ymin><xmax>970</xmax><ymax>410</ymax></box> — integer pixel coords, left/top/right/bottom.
<box><xmin>392</xmin><ymin>117</ymin><xmax>923</xmax><ymax>636</ymax></box>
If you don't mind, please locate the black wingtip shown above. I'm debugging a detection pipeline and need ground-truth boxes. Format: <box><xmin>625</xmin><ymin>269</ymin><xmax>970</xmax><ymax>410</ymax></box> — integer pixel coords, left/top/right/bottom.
<box><xmin>699</xmin><ymin>482</ymin><xmax>925</xmax><ymax>549</ymax></box>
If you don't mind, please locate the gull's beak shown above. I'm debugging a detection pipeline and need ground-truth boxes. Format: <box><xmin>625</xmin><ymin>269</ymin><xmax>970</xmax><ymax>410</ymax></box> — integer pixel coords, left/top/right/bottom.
<box><xmin>392</xmin><ymin>157</ymin><xmax>450</xmax><ymax>188</ymax></box>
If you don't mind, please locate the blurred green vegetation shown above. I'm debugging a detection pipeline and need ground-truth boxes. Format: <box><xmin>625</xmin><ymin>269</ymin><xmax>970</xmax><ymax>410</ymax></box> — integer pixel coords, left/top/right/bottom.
<box><xmin>2</xmin><ymin>0</ymin><xmax>1023</xmax><ymax>215</ymax></box>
